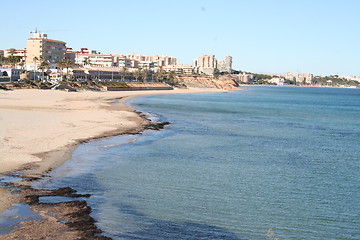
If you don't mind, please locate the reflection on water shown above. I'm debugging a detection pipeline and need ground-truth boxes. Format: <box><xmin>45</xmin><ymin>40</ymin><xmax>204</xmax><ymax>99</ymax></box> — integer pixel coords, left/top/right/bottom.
<box><xmin>0</xmin><ymin>204</ymin><xmax>42</xmax><ymax>235</ymax></box>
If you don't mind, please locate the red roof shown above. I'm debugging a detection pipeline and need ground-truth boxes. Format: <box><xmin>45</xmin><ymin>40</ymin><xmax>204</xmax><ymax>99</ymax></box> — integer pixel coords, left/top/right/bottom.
<box><xmin>77</xmin><ymin>53</ymin><xmax>112</xmax><ymax>57</ymax></box>
<box><xmin>27</xmin><ymin>38</ymin><xmax>66</xmax><ymax>44</ymax></box>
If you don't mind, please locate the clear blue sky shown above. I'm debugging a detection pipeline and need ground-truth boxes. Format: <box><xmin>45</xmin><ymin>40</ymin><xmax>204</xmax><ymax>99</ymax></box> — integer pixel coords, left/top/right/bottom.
<box><xmin>1</xmin><ymin>0</ymin><xmax>359</xmax><ymax>76</ymax></box>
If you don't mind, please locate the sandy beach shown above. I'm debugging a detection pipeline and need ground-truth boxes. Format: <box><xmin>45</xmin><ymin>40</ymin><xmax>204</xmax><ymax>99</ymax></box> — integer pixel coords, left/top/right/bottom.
<box><xmin>0</xmin><ymin>88</ymin><xmax>226</xmax><ymax>214</ymax></box>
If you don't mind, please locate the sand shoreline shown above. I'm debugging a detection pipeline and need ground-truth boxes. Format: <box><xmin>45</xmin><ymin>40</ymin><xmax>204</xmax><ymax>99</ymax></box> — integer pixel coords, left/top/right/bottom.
<box><xmin>0</xmin><ymin>88</ymin><xmax>227</xmax><ymax>174</ymax></box>
<box><xmin>0</xmin><ymin>87</ymin><xmax>229</xmax><ymax>238</ymax></box>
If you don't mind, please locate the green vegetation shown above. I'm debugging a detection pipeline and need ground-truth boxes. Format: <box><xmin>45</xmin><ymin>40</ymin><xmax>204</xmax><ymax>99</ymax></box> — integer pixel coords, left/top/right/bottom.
<box><xmin>231</xmin><ymin>69</ymin><xmax>244</xmax><ymax>74</ymax></box>
<box><xmin>252</xmin><ymin>73</ymin><xmax>277</xmax><ymax>81</ymax></box>
<box><xmin>56</xmin><ymin>59</ymin><xmax>72</xmax><ymax>80</ymax></box>
<box><xmin>0</xmin><ymin>85</ymin><xmax>11</xmax><ymax>90</ymax></box>
<box><xmin>59</xmin><ymin>79</ymin><xmax>129</xmax><ymax>90</ymax></box>
<box><xmin>163</xmin><ymin>71</ymin><xmax>179</xmax><ymax>86</ymax></box>
<box><xmin>312</xmin><ymin>75</ymin><xmax>359</xmax><ymax>86</ymax></box>
<box><xmin>153</xmin><ymin>67</ymin><xmax>165</xmax><ymax>82</ymax></box>
<box><xmin>83</xmin><ymin>57</ymin><xmax>91</xmax><ymax>65</ymax></box>
<box><xmin>0</xmin><ymin>48</ymin><xmax>23</xmax><ymax>67</ymax></box>
<box><xmin>119</xmin><ymin>67</ymin><xmax>129</xmax><ymax>81</ymax></box>
<box><xmin>2</xmin><ymin>80</ymin><xmax>50</xmax><ymax>89</ymax></box>
<box><xmin>38</xmin><ymin>57</ymin><xmax>50</xmax><ymax>81</ymax></box>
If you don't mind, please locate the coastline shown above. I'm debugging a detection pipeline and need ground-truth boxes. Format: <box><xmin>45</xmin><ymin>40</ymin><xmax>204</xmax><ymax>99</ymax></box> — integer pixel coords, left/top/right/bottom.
<box><xmin>0</xmin><ymin>87</ymin><xmax>228</xmax><ymax>238</ymax></box>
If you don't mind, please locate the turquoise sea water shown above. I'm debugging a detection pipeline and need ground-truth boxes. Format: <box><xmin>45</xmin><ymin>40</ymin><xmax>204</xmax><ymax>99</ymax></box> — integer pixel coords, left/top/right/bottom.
<box><xmin>34</xmin><ymin>86</ymin><xmax>360</xmax><ymax>239</ymax></box>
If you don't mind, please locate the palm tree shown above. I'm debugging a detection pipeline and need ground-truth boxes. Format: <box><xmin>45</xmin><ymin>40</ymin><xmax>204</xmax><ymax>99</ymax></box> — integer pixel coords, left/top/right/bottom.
<box><xmin>33</xmin><ymin>56</ymin><xmax>39</xmax><ymax>69</ymax></box>
<box><xmin>8</xmin><ymin>48</ymin><xmax>16</xmax><ymax>55</ymax></box>
<box><xmin>0</xmin><ymin>55</ymin><xmax>4</xmax><ymax>66</ymax></box>
<box><xmin>120</xmin><ymin>67</ymin><xmax>128</xmax><ymax>81</ymax></box>
<box><xmin>57</xmin><ymin>59</ymin><xmax>72</xmax><ymax>80</ymax></box>
<box><xmin>7</xmin><ymin>48</ymin><xmax>21</xmax><ymax>68</ymax></box>
<box><xmin>154</xmin><ymin>66</ymin><xmax>165</xmax><ymax>82</ymax></box>
<box><xmin>56</xmin><ymin>60</ymin><xmax>65</xmax><ymax>81</ymax></box>
<box><xmin>19</xmin><ymin>61</ymin><xmax>25</xmax><ymax>71</ymax></box>
<box><xmin>64</xmin><ymin>59</ymin><xmax>72</xmax><ymax>80</ymax></box>
<box><xmin>31</xmin><ymin>56</ymin><xmax>39</xmax><ymax>81</ymax></box>
<box><xmin>83</xmin><ymin>57</ymin><xmax>91</xmax><ymax>66</ymax></box>
<box><xmin>38</xmin><ymin>60</ymin><xmax>50</xmax><ymax>82</ymax></box>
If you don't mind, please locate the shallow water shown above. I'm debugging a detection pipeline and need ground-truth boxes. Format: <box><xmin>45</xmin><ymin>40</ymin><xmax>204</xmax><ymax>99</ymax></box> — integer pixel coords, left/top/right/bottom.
<box><xmin>38</xmin><ymin>196</ymin><xmax>85</xmax><ymax>204</ymax></box>
<box><xmin>33</xmin><ymin>86</ymin><xmax>360</xmax><ymax>239</ymax></box>
<box><xmin>0</xmin><ymin>203</ymin><xmax>42</xmax><ymax>234</ymax></box>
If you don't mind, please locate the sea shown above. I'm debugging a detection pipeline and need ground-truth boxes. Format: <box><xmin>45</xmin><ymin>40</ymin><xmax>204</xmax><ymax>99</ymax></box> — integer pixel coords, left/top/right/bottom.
<box><xmin>32</xmin><ymin>86</ymin><xmax>360</xmax><ymax>239</ymax></box>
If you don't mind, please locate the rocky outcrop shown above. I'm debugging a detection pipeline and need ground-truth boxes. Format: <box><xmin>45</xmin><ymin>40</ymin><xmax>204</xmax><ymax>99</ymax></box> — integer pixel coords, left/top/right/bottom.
<box><xmin>175</xmin><ymin>75</ymin><xmax>239</xmax><ymax>90</ymax></box>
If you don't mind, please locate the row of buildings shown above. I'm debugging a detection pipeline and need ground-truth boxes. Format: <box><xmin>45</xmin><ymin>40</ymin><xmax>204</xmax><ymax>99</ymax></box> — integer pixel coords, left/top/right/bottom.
<box><xmin>0</xmin><ymin>31</ymin><xmax>233</xmax><ymax>81</ymax></box>
<box><xmin>238</xmin><ymin>72</ymin><xmax>314</xmax><ymax>85</ymax></box>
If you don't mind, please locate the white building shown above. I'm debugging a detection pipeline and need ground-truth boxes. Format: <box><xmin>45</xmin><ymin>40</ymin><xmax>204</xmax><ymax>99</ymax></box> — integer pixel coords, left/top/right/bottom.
<box><xmin>269</xmin><ymin>77</ymin><xmax>285</xmax><ymax>85</ymax></box>
<box><xmin>163</xmin><ymin>64</ymin><xmax>194</xmax><ymax>75</ymax></box>
<box><xmin>75</xmin><ymin>54</ymin><xmax>114</xmax><ymax>67</ymax></box>
<box><xmin>217</xmin><ymin>56</ymin><xmax>232</xmax><ymax>73</ymax></box>
<box><xmin>0</xmin><ymin>67</ymin><xmax>21</xmax><ymax>81</ymax></box>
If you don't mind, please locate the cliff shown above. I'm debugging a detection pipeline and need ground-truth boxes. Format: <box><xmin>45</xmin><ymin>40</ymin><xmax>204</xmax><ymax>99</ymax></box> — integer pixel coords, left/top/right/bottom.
<box><xmin>175</xmin><ymin>75</ymin><xmax>239</xmax><ymax>90</ymax></box>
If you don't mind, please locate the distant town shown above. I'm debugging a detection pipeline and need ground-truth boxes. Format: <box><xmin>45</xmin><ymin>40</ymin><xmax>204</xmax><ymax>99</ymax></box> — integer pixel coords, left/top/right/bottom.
<box><xmin>1</xmin><ymin>31</ymin><xmax>360</xmax><ymax>89</ymax></box>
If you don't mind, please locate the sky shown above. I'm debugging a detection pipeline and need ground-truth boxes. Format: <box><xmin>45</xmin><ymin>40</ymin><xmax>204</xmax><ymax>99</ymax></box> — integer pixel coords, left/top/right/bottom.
<box><xmin>1</xmin><ymin>0</ymin><xmax>359</xmax><ymax>76</ymax></box>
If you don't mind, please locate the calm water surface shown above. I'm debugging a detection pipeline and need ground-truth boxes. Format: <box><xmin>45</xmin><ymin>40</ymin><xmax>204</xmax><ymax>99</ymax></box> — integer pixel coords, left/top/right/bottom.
<box><xmin>34</xmin><ymin>86</ymin><xmax>360</xmax><ymax>239</ymax></box>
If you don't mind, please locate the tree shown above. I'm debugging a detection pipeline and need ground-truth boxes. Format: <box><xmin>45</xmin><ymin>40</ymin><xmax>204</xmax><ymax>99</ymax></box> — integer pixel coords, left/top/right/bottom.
<box><xmin>8</xmin><ymin>48</ymin><xmax>16</xmax><ymax>55</ymax></box>
<box><xmin>141</xmin><ymin>66</ymin><xmax>149</xmax><ymax>82</ymax></box>
<box><xmin>19</xmin><ymin>61</ymin><xmax>25</xmax><ymax>70</ymax></box>
<box><xmin>213</xmin><ymin>69</ymin><xmax>220</xmax><ymax>79</ymax></box>
<box><xmin>83</xmin><ymin>57</ymin><xmax>91</xmax><ymax>66</ymax></box>
<box><xmin>153</xmin><ymin>66</ymin><xmax>165</xmax><ymax>82</ymax></box>
<box><xmin>164</xmin><ymin>71</ymin><xmax>176</xmax><ymax>85</ymax></box>
<box><xmin>133</xmin><ymin>69</ymin><xmax>141</xmax><ymax>82</ymax></box>
<box><xmin>33</xmin><ymin>56</ymin><xmax>39</xmax><ymax>67</ymax></box>
<box><xmin>120</xmin><ymin>67</ymin><xmax>128</xmax><ymax>81</ymax></box>
<box><xmin>57</xmin><ymin>59</ymin><xmax>72</xmax><ymax>80</ymax></box>
<box><xmin>56</xmin><ymin>60</ymin><xmax>65</xmax><ymax>80</ymax></box>
<box><xmin>3</xmin><ymin>48</ymin><xmax>22</xmax><ymax>68</ymax></box>
<box><xmin>38</xmin><ymin>59</ymin><xmax>50</xmax><ymax>82</ymax></box>
<box><xmin>33</xmin><ymin>56</ymin><xmax>39</xmax><ymax>70</ymax></box>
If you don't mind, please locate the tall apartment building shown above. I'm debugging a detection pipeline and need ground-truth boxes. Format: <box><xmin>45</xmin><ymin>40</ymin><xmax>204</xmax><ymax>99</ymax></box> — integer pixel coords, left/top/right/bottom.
<box><xmin>194</xmin><ymin>55</ymin><xmax>233</xmax><ymax>75</ymax></box>
<box><xmin>195</xmin><ymin>54</ymin><xmax>217</xmax><ymax>75</ymax></box>
<box><xmin>197</xmin><ymin>54</ymin><xmax>216</xmax><ymax>68</ymax></box>
<box><xmin>217</xmin><ymin>56</ymin><xmax>232</xmax><ymax>73</ymax></box>
<box><xmin>25</xmin><ymin>32</ymin><xmax>66</xmax><ymax>65</ymax></box>
<box><xmin>296</xmin><ymin>73</ymin><xmax>313</xmax><ymax>84</ymax></box>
